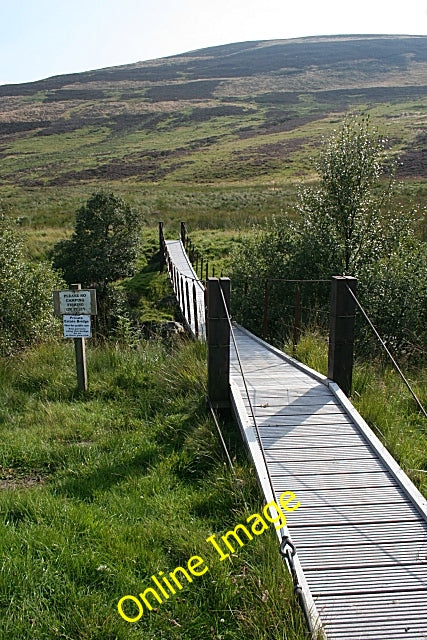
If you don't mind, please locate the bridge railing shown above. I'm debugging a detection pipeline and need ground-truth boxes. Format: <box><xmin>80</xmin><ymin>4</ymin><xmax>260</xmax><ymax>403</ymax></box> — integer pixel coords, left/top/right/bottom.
<box><xmin>159</xmin><ymin>221</ymin><xmax>360</xmax><ymax>396</ymax></box>
<box><xmin>159</xmin><ymin>221</ymin><xmax>206</xmax><ymax>340</ymax></box>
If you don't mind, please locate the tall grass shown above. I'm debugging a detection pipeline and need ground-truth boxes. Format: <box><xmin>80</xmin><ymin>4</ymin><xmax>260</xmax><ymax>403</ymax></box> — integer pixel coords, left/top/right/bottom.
<box><xmin>0</xmin><ymin>338</ymin><xmax>308</xmax><ymax>640</ymax></box>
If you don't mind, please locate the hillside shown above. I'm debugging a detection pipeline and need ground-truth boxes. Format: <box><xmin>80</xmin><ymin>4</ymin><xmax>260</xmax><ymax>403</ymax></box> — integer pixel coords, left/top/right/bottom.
<box><xmin>0</xmin><ymin>34</ymin><xmax>426</xmax><ymax>226</ymax></box>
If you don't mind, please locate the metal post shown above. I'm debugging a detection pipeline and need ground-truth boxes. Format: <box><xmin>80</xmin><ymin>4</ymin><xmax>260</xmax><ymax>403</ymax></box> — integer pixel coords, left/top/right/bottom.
<box><xmin>328</xmin><ymin>276</ymin><xmax>357</xmax><ymax>397</ymax></box>
<box><xmin>70</xmin><ymin>283</ymin><xmax>87</xmax><ymax>392</ymax></box>
<box><xmin>207</xmin><ymin>278</ymin><xmax>231</xmax><ymax>410</ymax></box>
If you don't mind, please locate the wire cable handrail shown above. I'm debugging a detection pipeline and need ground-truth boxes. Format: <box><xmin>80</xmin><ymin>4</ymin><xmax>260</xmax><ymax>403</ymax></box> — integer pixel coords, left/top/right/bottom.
<box><xmin>346</xmin><ymin>284</ymin><xmax>427</xmax><ymax>420</ymax></box>
<box><xmin>217</xmin><ymin>283</ymin><xmax>317</xmax><ymax>639</ymax></box>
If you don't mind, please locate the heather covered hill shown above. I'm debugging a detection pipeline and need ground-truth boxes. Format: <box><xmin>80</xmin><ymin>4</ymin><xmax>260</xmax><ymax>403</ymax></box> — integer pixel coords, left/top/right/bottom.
<box><xmin>0</xmin><ymin>35</ymin><xmax>425</xmax><ymax>225</ymax></box>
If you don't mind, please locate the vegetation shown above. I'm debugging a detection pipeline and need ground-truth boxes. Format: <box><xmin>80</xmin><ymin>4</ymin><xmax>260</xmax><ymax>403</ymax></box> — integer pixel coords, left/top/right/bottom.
<box><xmin>52</xmin><ymin>192</ymin><xmax>143</xmax><ymax>287</ymax></box>
<box><xmin>0</xmin><ymin>338</ymin><xmax>308</xmax><ymax>640</ymax></box>
<box><xmin>52</xmin><ymin>192</ymin><xmax>144</xmax><ymax>336</ymax></box>
<box><xmin>0</xmin><ymin>216</ymin><xmax>62</xmax><ymax>356</ymax></box>
<box><xmin>0</xmin><ymin>36</ymin><xmax>426</xmax><ymax>230</ymax></box>
<box><xmin>231</xmin><ymin>116</ymin><xmax>427</xmax><ymax>359</ymax></box>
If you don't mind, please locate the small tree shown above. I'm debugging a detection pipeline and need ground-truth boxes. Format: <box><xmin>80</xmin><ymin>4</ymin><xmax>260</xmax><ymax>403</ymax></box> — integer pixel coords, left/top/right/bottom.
<box><xmin>295</xmin><ymin>115</ymin><xmax>411</xmax><ymax>275</ymax></box>
<box><xmin>52</xmin><ymin>192</ymin><xmax>144</xmax><ymax>335</ymax></box>
<box><xmin>231</xmin><ymin>116</ymin><xmax>426</xmax><ymax>357</ymax></box>
<box><xmin>53</xmin><ymin>191</ymin><xmax>143</xmax><ymax>287</ymax></box>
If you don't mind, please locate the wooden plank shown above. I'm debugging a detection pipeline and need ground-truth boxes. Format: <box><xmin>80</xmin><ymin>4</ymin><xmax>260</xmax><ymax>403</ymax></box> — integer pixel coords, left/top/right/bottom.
<box><xmin>306</xmin><ymin>565</ymin><xmax>427</xmax><ymax>595</ymax></box>
<box><xmin>253</xmin><ymin>414</ymin><xmax>354</xmax><ymax>426</ymax></box>
<box><xmin>261</xmin><ymin>433</ymin><xmax>368</xmax><ymax>448</ymax></box>
<box><xmin>273</xmin><ymin>473</ymin><xmax>398</xmax><ymax>491</ymax></box>
<box><xmin>323</xmin><ymin>627</ymin><xmax>426</xmax><ymax>640</ymax></box>
<box><xmin>269</xmin><ymin>459</ymin><xmax>385</xmax><ymax>474</ymax></box>
<box><xmin>290</xmin><ymin>521</ymin><xmax>427</xmax><ymax>546</ymax></box>
<box><xmin>286</xmin><ymin>503</ymin><xmax>420</xmax><ymax>526</ymax></box>
<box><xmin>256</xmin><ymin>424</ymin><xmax>362</xmax><ymax>437</ymax></box>
<box><xmin>273</xmin><ymin>485</ymin><xmax>407</xmax><ymax>507</ymax></box>
<box><xmin>248</xmin><ymin>404</ymin><xmax>346</xmax><ymax>416</ymax></box>
<box><xmin>265</xmin><ymin>445</ymin><xmax>373</xmax><ymax>462</ymax></box>
<box><xmin>244</xmin><ymin>397</ymin><xmax>337</xmax><ymax>408</ymax></box>
<box><xmin>317</xmin><ymin>591</ymin><xmax>427</xmax><ymax>608</ymax></box>
<box><xmin>299</xmin><ymin>541</ymin><xmax>427</xmax><ymax>569</ymax></box>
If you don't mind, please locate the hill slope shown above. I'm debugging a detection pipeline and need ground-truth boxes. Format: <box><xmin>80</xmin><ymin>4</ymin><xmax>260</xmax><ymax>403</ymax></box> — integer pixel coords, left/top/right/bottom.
<box><xmin>0</xmin><ymin>35</ymin><xmax>425</xmax><ymax>223</ymax></box>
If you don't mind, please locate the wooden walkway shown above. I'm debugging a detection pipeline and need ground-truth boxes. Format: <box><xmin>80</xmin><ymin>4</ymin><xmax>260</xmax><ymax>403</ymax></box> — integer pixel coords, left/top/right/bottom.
<box><xmin>163</xmin><ymin>233</ymin><xmax>427</xmax><ymax>639</ymax></box>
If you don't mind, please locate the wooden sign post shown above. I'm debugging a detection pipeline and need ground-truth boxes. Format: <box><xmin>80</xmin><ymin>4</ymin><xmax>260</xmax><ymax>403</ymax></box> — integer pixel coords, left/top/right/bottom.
<box><xmin>53</xmin><ymin>284</ymin><xmax>97</xmax><ymax>392</ymax></box>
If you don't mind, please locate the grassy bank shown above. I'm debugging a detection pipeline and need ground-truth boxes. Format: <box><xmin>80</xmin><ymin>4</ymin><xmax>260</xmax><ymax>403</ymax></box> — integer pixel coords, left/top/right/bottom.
<box><xmin>0</xmin><ymin>338</ymin><xmax>307</xmax><ymax>640</ymax></box>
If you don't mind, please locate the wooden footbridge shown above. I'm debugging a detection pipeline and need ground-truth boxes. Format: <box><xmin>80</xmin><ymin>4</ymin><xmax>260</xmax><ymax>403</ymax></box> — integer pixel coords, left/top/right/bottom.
<box><xmin>160</xmin><ymin>225</ymin><xmax>427</xmax><ymax>639</ymax></box>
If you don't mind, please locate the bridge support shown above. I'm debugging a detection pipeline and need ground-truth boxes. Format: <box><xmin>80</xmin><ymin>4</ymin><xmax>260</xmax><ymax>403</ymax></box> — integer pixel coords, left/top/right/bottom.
<box><xmin>328</xmin><ymin>276</ymin><xmax>357</xmax><ymax>397</ymax></box>
<box><xmin>158</xmin><ymin>221</ymin><xmax>165</xmax><ymax>271</ymax></box>
<box><xmin>207</xmin><ymin>278</ymin><xmax>231</xmax><ymax>410</ymax></box>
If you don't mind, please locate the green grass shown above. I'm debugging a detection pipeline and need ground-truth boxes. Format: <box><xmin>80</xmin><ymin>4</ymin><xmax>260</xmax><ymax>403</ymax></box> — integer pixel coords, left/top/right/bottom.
<box><xmin>0</xmin><ymin>338</ymin><xmax>309</xmax><ymax>640</ymax></box>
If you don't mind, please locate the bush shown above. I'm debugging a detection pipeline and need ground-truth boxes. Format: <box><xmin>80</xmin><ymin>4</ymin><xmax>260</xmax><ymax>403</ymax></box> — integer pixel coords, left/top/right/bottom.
<box><xmin>0</xmin><ymin>218</ymin><xmax>63</xmax><ymax>356</ymax></box>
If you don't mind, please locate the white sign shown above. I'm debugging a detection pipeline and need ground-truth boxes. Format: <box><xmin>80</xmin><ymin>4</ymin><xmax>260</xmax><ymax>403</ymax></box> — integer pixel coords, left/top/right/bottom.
<box><xmin>59</xmin><ymin>291</ymin><xmax>93</xmax><ymax>315</ymax></box>
<box><xmin>63</xmin><ymin>315</ymin><xmax>91</xmax><ymax>338</ymax></box>
<box><xmin>53</xmin><ymin>289</ymin><xmax>97</xmax><ymax>316</ymax></box>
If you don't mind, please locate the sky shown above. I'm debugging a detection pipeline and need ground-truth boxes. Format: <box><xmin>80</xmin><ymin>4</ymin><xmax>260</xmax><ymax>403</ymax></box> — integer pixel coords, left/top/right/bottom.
<box><xmin>0</xmin><ymin>0</ymin><xmax>426</xmax><ymax>85</ymax></box>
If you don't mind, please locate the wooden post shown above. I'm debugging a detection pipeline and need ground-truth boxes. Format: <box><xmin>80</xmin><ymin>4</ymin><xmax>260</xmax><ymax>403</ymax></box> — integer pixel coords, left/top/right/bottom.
<box><xmin>185</xmin><ymin>279</ymin><xmax>191</xmax><ymax>327</ymax></box>
<box><xmin>70</xmin><ymin>283</ymin><xmax>88</xmax><ymax>392</ymax></box>
<box><xmin>193</xmin><ymin>283</ymin><xmax>199</xmax><ymax>338</ymax></box>
<box><xmin>180</xmin><ymin>221</ymin><xmax>186</xmax><ymax>247</ymax></box>
<box><xmin>292</xmin><ymin>283</ymin><xmax>301</xmax><ymax>354</ymax></box>
<box><xmin>262</xmin><ymin>279</ymin><xmax>269</xmax><ymax>339</ymax></box>
<box><xmin>158</xmin><ymin>221</ymin><xmax>165</xmax><ymax>271</ymax></box>
<box><xmin>328</xmin><ymin>276</ymin><xmax>357</xmax><ymax>397</ymax></box>
<box><xmin>207</xmin><ymin>278</ymin><xmax>230</xmax><ymax>410</ymax></box>
<box><xmin>179</xmin><ymin>276</ymin><xmax>184</xmax><ymax>311</ymax></box>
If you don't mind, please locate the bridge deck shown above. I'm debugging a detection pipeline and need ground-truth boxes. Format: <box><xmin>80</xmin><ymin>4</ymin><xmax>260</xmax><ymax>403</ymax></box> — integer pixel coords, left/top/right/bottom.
<box><xmin>165</xmin><ymin>239</ymin><xmax>206</xmax><ymax>339</ymax></box>
<box><xmin>230</xmin><ymin>325</ymin><xmax>427</xmax><ymax>639</ymax></box>
<box><xmin>164</xmin><ymin>233</ymin><xmax>427</xmax><ymax>639</ymax></box>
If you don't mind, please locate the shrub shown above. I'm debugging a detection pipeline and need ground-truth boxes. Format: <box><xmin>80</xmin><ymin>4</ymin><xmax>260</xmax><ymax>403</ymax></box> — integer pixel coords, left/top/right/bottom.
<box><xmin>0</xmin><ymin>218</ymin><xmax>63</xmax><ymax>355</ymax></box>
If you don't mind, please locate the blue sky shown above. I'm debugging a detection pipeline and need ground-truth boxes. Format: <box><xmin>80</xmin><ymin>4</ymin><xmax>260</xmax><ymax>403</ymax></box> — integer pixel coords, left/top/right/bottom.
<box><xmin>1</xmin><ymin>0</ymin><xmax>426</xmax><ymax>85</ymax></box>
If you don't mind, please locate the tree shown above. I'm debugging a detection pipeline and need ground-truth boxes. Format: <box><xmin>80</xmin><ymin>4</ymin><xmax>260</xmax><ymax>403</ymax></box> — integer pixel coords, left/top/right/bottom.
<box><xmin>231</xmin><ymin>116</ymin><xmax>426</xmax><ymax>357</ymax></box>
<box><xmin>52</xmin><ymin>192</ymin><xmax>144</xmax><ymax>336</ymax></box>
<box><xmin>53</xmin><ymin>191</ymin><xmax>143</xmax><ymax>288</ymax></box>
<box><xmin>0</xmin><ymin>217</ymin><xmax>63</xmax><ymax>355</ymax></box>
<box><xmin>295</xmin><ymin>115</ymin><xmax>412</xmax><ymax>275</ymax></box>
